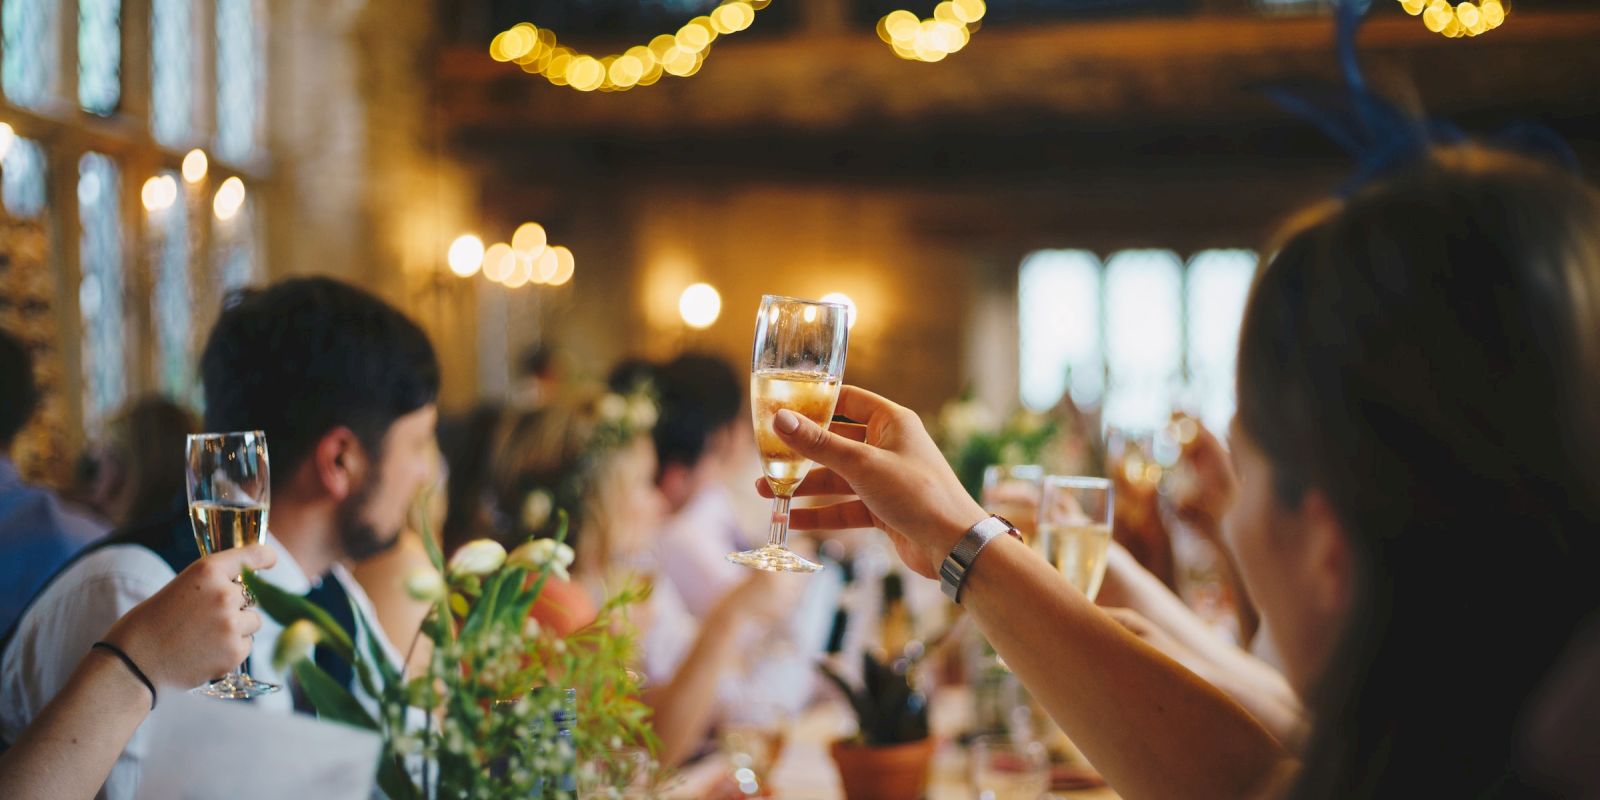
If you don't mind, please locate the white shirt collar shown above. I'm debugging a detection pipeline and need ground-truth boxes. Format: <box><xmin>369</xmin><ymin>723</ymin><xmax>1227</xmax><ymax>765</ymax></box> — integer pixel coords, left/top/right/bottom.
<box><xmin>256</xmin><ymin>530</ymin><xmax>314</xmax><ymax>595</ymax></box>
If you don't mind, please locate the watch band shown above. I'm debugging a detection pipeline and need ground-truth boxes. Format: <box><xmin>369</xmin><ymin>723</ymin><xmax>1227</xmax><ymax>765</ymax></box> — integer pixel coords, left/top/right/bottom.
<box><xmin>939</xmin><ymin>515</ymin><xmax>1021</xmax><ymax>603</ymax></box>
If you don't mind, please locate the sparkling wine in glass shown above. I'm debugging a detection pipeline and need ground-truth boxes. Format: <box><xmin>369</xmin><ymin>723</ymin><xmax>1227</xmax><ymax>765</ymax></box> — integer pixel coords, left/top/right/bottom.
<box><xmin>186</xmin><ymin>431</ymin><xmax>279</xmax><ymax>699</ymax></box>
<box><xmin>729</xmin><ymin>295</ymin><xmax>849</xmax><ymax>574</ymax></box>
<box><xmin>982</xmin><ymin>464</ymin><xmax>1045</xmax><ymax>546</ymax></box>
<box><xmin>1035</xmin><ymin>476</ymin><xmax>1114</xmax><ymax>601</ymax></box>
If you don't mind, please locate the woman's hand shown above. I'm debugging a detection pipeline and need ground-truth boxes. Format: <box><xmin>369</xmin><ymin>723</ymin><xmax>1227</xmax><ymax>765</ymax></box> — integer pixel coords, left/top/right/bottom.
<box><xmin>755</xmin><ymin>385</ymin><xmax>987</xmax><ymax>578</ymax></box>
<box><xmin>102</xmin><ymin>545</ymin><xmax>276</xmax><ymax>690</ymax></box>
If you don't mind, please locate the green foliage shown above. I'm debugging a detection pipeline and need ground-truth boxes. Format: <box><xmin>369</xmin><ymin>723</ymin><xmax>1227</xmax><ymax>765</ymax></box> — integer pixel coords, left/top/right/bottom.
<box><xmin>252</xmin><ymin>509</ymin><xmax>659</xmax><ymax>799</ymax></box>
<box><xmin>818</xmin><ymin>653</ymin><xmax>929</xmax><ymax>747</ymax></box>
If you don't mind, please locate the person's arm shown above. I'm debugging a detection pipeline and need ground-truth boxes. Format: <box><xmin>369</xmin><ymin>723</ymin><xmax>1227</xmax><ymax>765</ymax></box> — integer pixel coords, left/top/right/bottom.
<box><xmin>1098</xmin><ymin>545</ymin><xmax>1308</xmax><ymax>750</ymax></box>
<box><xmin>643</xmin><ymin>572</ymin><xmax>788</xmax><ymax>767</ymax></box>
<box><xmin>760</xmin><ymin>386</ymin><xmax>1293</xmax><ymax>800</ymax></box>
<box><xmin>0</xmin><ymin>546</ymin><xmax>274</xmax><ymax>800</ymax></box>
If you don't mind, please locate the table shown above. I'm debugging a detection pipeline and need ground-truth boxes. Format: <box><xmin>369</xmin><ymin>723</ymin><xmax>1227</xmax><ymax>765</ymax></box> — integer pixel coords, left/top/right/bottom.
<box><xmin>667</xmin><ymin>690</ymin><xmax>1120</xmax><ymax>800</ymax></box>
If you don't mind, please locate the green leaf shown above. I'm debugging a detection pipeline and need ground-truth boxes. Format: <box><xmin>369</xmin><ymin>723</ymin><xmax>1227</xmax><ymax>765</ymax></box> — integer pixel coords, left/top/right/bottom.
<box><xmin>351</xmin><ymin>594</ymin><xmax>397</xmax><ymax>696</ymax></box>
<box><xmin>489</xmin><ymin>566</ymin><xmax>528</xmax><ymax>630</ymax></box>
<box><xmin>461</xmin><ymin>568</ymin><xmax>508</xmax><ymax>640</ymax></box>
<box><xmin>292</xmin><ymin>660</ymin><xmax>379</xmax><ymax>732</ymax></box>
<box><xmin>376</xmin><ymin>755</ymin><xmax>420</xmax><ymax>800</ymax></box>
<box><xmin>242</xmin><ymin>569</ymin><xmax>355</xmax><ymax>664</ymax></box>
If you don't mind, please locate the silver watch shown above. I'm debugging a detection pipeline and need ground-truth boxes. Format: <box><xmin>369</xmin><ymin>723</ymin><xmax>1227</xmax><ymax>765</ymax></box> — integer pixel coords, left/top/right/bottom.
<box><xmin>939</xmin><ymin>515</ymin><xmax>1022</xmax><ymax>603</ymax></box>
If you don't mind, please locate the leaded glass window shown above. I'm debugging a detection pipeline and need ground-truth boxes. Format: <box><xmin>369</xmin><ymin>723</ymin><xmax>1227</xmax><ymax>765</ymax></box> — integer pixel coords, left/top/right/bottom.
<box><xmin>2</xmin><ymin>137</ymin><xmax>49</xmax><ymax>219</ymax></box>
<box><xmin>2</xmin><ymin>0</ymin><xmax>60</xmax><ymax>110</ymax></box>
<box><xmin>1019</xmin><ymin>249</ymin><xmax>1102</xmax><ymax>412</ymax></box>
<box><xmin>215</xmin><ymin>0</ymin><xmax>261</xmax><ymax>162</ymax></box>
<box><xmin>78</xmin><ymin>0</ymin><xmax>122</xmax><ymax>115</ymax></box>
<box><xmin>151</xmin><ymin>171</ymin><xmax>193</xmax><ymax>397</ymax></box>
<box><xmin>1019</xmin><ymin>248</ymin><xmax>1257</xmax><ymax>432</ymax></box>
<box><xmin>78</xmin><ymin>153</ymin><xmax>126</xmax><ymax>427</ymax></box>
<box><xmin>1185</xmin><ymin>249</ymin><xmax>1257</xmax><ymax>432</ymax></box>
<box><xmin>217</xmin><ymin>194</ymin><xmax>257</xmax><ymax>293</ymax></box>
<box><xmin>151</xmin><ymin>0</ymin><xmax>195</xmax><ymax>146</ymax></box>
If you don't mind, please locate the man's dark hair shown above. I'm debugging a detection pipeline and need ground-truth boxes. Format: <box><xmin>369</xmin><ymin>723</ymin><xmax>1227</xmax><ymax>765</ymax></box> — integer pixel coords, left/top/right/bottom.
<box><xmin>652</xmin><ymin>353</ymin><xmax>742</xmax><ymax>470</ymax></box>
<box><xmin>0</xmin><ymin>329</ymin><xmax>40</xmax><ymax>449</ymax></box>
<box><xmin>199</xmin><ymin>277</ymin><xmax>439</xmax><ymax>479</ymax></box>
<box><xmin>519</xmin><ymin>345</ymin><xmax>558</xmax><ymax>379</ymax></box>
<box><xmin>606</xmin><ymin>357</ymin><xmax>657</xmax><ymax>396</ymax></box>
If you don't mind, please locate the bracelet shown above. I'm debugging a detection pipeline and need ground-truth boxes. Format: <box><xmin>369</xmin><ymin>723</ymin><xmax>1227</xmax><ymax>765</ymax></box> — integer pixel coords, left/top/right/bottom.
<box><xmin>92</xmin><ymin>641</ymin><xmax>156</xmax><ymax>709</ymax></box>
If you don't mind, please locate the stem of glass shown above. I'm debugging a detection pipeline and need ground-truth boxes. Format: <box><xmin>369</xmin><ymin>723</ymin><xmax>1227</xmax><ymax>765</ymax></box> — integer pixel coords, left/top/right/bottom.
<box><xmin>767</xmin><ymin>494</ymin><xmax>793</xmax><ymax>550</ymax></box>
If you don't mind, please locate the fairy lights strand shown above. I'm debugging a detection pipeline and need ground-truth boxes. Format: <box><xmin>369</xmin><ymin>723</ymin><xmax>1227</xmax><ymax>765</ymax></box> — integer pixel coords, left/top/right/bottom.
<box><xmin>489</xmin><ymin>0</ymin><xmax>768</xmax><ymax>92</ymax></box>
<box><xmin>876</xmin><ymin>0</ymin><xmax>987</xmax><ymax>62</ymax></box>
<box><xmin>1402</xmin><ymin>0</ymin><xmax>1506</xmax><ymax>38</ymax></box>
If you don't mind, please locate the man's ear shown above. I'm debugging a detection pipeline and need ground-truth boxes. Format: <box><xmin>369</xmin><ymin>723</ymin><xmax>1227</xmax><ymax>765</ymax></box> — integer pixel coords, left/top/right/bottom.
<box><xmin>310</xmin><ymin>427</ymin><xmax>367</xmax><ymax>502</ymax></box>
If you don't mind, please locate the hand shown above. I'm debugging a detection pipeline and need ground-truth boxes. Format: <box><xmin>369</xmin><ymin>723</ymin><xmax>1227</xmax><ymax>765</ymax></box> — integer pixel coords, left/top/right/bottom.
<box><xmin>1170</xmin><ymin>416</ymin><xmax>1236</xmax><ymax>538</ymax></box>
<box><xmin>754</xmin><ymin>385</ymin><xmax>987</xmax><ymax>579</ymax></box>
<box><xmin>102</xmin><ymin>545</ymin><xmax>276</xmax><ymax>690</ymax></box>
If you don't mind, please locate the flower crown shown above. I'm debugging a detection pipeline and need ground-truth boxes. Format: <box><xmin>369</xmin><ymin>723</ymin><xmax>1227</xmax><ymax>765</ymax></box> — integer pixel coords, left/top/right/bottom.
<box><xmin>517</xmin><ymin>384</ymin><xmax>658</xmax><ymax>534</ymax></box>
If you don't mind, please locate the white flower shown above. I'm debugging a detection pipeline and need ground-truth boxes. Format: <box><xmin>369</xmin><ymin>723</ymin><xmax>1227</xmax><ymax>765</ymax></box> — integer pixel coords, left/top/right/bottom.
<box><xmin>520</xmin><ymin>489</ymin><xmax>554</xmax><ymax>531</ymax></box>
<box><xmin>403</xmin><ymin>566</ymin><xmax>447</xmax><ymax>601</ymax></box>
<box><xmin>447</xmin><ymin>539</ymin><xmax>507</xmax><ymax>577</ymax></box>
<box><xmin>625</xmin><ymin>396</ymin><xmax>658</xmax><ymax>430</ymax></box>
<box><xmin>273</xmin><ymin>619</ymin><xmax>320</xmax><ymax>671</ymax></box>
<box><xmin>522</xmin><ymin>616</ymin><xmax>543</xmax><ymax>638</ymax></box>
<box><xmin>508</xmin><ymin>537</ymin><xmax>575</xmax><ymax>581</ymax></box>
<box><xmin>597</xmin><ymin>393</ymin><xmax>628</xmax><ymax>424</ymax></box>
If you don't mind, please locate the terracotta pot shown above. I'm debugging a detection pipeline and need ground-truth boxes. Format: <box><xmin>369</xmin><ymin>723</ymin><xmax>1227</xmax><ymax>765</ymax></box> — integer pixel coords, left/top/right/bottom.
<box><xmin>828</xmin><ymin>737</ymin><xmax>936</xmax><ymax>800</ymax></box>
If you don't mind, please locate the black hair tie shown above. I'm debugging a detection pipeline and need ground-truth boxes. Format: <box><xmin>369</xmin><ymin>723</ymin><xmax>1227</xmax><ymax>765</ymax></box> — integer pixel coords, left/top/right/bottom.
<box><xmin>92</xmin><ymin>641</ymin><xmax>157</xmax><ymax>709</ymax></box>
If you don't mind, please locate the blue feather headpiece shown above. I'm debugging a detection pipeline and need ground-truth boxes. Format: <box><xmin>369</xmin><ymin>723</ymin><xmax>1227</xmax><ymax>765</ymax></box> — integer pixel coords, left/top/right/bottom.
<box><xmin>1267</xmin><ymin>0</ymin><xmax>1578</xmax><ymax>196</ymax></box>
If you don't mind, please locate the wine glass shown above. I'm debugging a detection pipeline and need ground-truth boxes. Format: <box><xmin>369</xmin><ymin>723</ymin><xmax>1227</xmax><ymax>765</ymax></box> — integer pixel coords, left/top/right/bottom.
<box><xmin>1034</xmin><ymin>476</ymin><xmax>1114</xmax><ymax>600</ymax></box>
<box><xmin>971</xmin><ymin>735</ymin><xmax>1050</xmax><ymax>800</ymax></box>
<box><xmin>185</xmin><ymin>431</ymin><xmax>279</xmax><ymax>699</ymax></box>
<box><xmin>729</xmin><ymin>295</ymin><xmax>849</xmax><ymax>574</ymax></box>
<box><xmin>982</xmin><ymin>464</ymin><xmax>1044</xmax><ymax>545</ymax></box>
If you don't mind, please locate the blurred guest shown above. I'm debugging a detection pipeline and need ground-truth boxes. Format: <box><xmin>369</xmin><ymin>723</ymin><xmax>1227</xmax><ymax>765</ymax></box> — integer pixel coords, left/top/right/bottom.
<box><xmin>1</xmin><ymin>278</ymin><xmax>440</xmax><ymax>800</ymax></box>
<box><xmin>480</xmin><ymin>390</ymin><xmax>790</xmax><ymax>766</ymax></box>
<box><xmin>514</xmin><ymin>344</ymin><xmax>564</xmax><ymax>411</ymax></box>
<box><xmin>0</xmin><ymin>330</ymin><xmax>106</xmax><ymax>634</ymax></box>
<box><xmin>645</xmin><ymin>354</ymin><xmax>834</xmax><ymax>716</ymax></box>
<box><xmin>0</xmin><ymin>545</ymin><xmax>273</xmax><ymax>799</ymax></box>
<box><xmin>765</xmin><ymin>148</ymin><xmax>1600</xmax><ymax>798</ymax></box>
<box><xmin>77</xmin><ymin>396</ymin><xmax>199</xmax><ymax>530</ymax></box>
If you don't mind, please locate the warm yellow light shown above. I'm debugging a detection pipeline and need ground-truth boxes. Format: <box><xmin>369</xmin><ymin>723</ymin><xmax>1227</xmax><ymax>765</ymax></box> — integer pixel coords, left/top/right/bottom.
<box><xmin>533</xmin><ymin>248</ymin><xmax>558</xmax><ymax>284</ymax></box>
<box><xmin>141</xmin><ymin>175</ymin><xmax>178</xmax><ymax>212</ymax></box>
<box><xmin>1481</xmin><ymin>0</ymin><xmax>1505</xmax><ymax>27</ymax></box>
<box><xmin>567</xmin><ymin>55</ymin><xmax>605</xmax><ymax>92</ymax></box>
<box><xmin>482</xmin><ymin>243</ymin><xmax>515</xmax><ymax>282</ymax></box>
<box><xmin>884</xmin><ymin>10</ymin><xmax>919</xmax><ymax>42</ymax></box>
<box><xmin>504</xmin><ymin>253</ymin><xmax>533</xmax><ymax>289</ymax></box>
<box><xmin>502</xmin><ymin>25</ymin><xmax>536</xmax><ymax>61</ymax></box>
<box><xmin>820</xmin><ymin>292</ymin><xmax>858</xmax><ymax>329</ymax></box>
<box><xmin>1400</xmin><ymin>0</ymin><xmax>1426</xmax><ymax>14</ymax></box>
<box><xmin>212</xmin><ymin>176</ymin><xmax>246</xmax><ymax>220</ymax></box>
<box><xmin>626</xmin><ymin>45</ymin><xmax>657</xmax><ymax>72</ymax></box>
<box><xmin>0</xmin><ymin>122</ymin><xmax>16</xmax><ymax>162</ymax></box>
<box><xmin>679</xmin><ymin>283</ymin><xmax>722</xmax><ymax>329</ymax></box>
<box><xmin>1423</xmin><ymin>0</ymin><xmax>1452</xmax><ymax>31</ymax></box>
<box><xmin>1456</xmin><ymin>2</ymin><xmax>1482</xmax><ymax>29</ymax></box>
<box><xmin>711</xmin><ymin>2</ymin><xmax>754</xmax><ymax>34</ymax></box>
<box><xmin>802</xmin><ymin>305</ymin><xmax>818</xmax><ymax>323</ymax></box>
<box><xmin>549</xmin><ymin>245</ymin><xmax>575</xmax><ymax>286</ymax></box>
<box><xmin>610</xmin><ymin>55</ymin><xmax>644</xmax><ymax>87</ymax></box>
<box><xmin>953</xmin><ymin>0</ymin><xmax>987</xmax><ymax>23</ymax></box>
<box><xmin>181</xmin><ymin>149</ymin><xmax>208</xmax><ymax>183</ymax></box>
<box><xmin>662</xmin><ymin>47</ymin><xmax>698</xmax><ymax>77</ymax></box>
<box><xmin>676</xmin><ymin>21</ymin><xmax>712</xmax><ymax>53</ymax></box>
<box><xmin>447</xmin><ymin>234</ymin><xmax>485</xmax><ymax>277</ymax></box>
<box><xmin>511</xmin><ymin>222</ymin><xmax>547</xmax><ymax>256</ymax></box>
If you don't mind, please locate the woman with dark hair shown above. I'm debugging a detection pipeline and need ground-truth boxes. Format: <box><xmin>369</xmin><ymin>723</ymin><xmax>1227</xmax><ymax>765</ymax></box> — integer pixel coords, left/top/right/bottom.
<box><xmin>78</xmin><ymin>395</ymin><xmax>200</xmax><ymax>529</ymax></box>
<box><xmin>760</xmin><ymin>147</ymin><xmax>1600</xmax><ymax>798</ymax></box>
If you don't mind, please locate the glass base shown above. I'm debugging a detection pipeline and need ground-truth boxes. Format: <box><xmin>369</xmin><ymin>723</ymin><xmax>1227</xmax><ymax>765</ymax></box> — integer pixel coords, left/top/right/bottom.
<box><xmin>193</xmin><ymin>674</ymin><xmax>280</xmax><ymax>700</ymax></box>
<box><xmin>726</xmin><ymin>546</ymin><xmax>823</xmax><ymax>574</ymax></box>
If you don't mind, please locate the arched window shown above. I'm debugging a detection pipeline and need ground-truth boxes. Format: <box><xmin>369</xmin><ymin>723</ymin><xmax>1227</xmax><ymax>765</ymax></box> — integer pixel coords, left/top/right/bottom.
<box><xmin>78</xmin><ymin>152</ymin><xmax>126</xmax><ymax>428</ymax></box>
<box><xmin>2</xmin><ymin>137</ymin><xmax>49</xmax><ymax>219</ymax></box>
<box><xmin>151</xmin><ymin>0</ymin><xmax>196</xmax><ymax>147</ymax></box>
<box><xmin>151</xmin><ymin>170</ymin><xmax>193</xmax><ymax>398</ymax></box>
<box><xmin>78</xmin><ymin>0</ymin><xmax>122</xmax><ymax>114</ymax></box>
<box><xmin>1018</xmin><ymin>248</ymin><xmax>1258</xmax><ymax>433</ymax></box>
<box><xmin>215</xmin><ymin>0</ymin><xmax>262</xmax><ymax>163</ymax></box>
<box><xmin>2</xmin><ymin>0</ymin><xmax>59</xmax><ymax>110</ymax></box>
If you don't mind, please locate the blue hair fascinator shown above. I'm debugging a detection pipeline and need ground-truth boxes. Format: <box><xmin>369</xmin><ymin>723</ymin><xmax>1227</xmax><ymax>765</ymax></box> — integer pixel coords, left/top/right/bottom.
<box><xmin>1266</xmin><ymin>0</ymin><xmax>1579</xmax><ymax>196</ymax></box>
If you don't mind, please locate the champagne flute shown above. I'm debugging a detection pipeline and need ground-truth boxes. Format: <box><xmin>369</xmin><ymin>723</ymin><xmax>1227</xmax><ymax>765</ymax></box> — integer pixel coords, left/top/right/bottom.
<box><xmin>982</xmin><ymin>464</ymin><xmax>1044</xmax><ymax>545</ymax></box>
<box><xmin>730</xmin><ymin>295</ymin><xmax>849</xmax><ymax>573</ymax></box>
<box><xmin>185</xmin><ymin>431</ymin><xmax>279</xmax><ymax>699</ymax></box>
<box><xmin>1035</xmin><ymin>476</ymin><xmax>1114</xmax><ymax>600</ymax></box>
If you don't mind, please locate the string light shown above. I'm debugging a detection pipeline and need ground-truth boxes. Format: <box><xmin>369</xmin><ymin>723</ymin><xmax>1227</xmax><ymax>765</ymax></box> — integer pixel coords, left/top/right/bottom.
<box><xmin>489</xmin><ymin>1</ymin><xmax>769</xmax><ymax>92</ymax></box>
<box><xmin>448</xmin><ymin>234</ymin><xmax>485</xmax><ymax>277</ymax></box>
<box><xmin>820</xmin><ymin>292</ymin><xmax>859</xmax><ymax>329</ymax></box>
<box><xmin>141</xmin><ymin>175</ymin><xmax>178</xmax><ymax>212</ymax></box>
<box><xmin>878</xmin><ymin>0</ymin><xmax>985</xmax><ymax>63</ymax></box>
<box><xmin>212</xmin><ymin>177</ymin><xmax>246</xmax><ymax>221</ymax></box>
<box><xmin>0</xmin><ymin>123</ymin><xmax>15</xmax><ymax>161</ymax></box>
<box><xmin>182</xmin><ymin>149</ymin><xmax>208</xmax><ymax>183</ymax></box>
<box><xmin>451</xmin><ymin>224</ymin><xmax>576</xmax><ymax>289</ymax></box>
<box><xmin>679</xmin><ymin>283</ymin><xmax>722</xmax><ymax>329</ymax></box>
<box><xmin>1406</xmin><ymin>0</ymin><xmax>1505</xmax><ymax>37</ymax></box>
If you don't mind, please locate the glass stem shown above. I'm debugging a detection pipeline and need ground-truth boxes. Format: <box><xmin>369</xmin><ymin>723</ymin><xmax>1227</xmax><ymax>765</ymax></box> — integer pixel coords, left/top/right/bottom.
<box><xmin>767</xmin><ymin>494</ymin><xmax>793</xmax><ymax>550</ymax></box>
